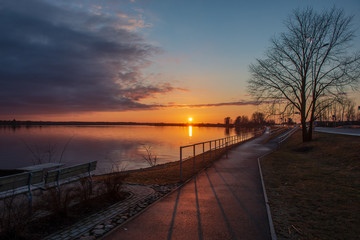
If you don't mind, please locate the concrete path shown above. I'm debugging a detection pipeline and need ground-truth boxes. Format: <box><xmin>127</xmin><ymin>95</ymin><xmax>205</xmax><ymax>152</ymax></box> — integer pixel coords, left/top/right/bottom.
<box><xmin>315</xmin><ymin>127</ymin><xmax>360</xmax><ymax>136</ymax></box>
<box><xmin>102</xmin><ymin>131</ymin><xmax>279</xmax><ymax>240</ymax></box>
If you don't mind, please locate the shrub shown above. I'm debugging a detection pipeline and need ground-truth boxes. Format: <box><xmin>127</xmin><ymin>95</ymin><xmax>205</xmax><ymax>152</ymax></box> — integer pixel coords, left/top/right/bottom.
<box><xmin>0</xmin><ymin>194</ymin><xmax>30</xmax><ymax>239</ymax></box>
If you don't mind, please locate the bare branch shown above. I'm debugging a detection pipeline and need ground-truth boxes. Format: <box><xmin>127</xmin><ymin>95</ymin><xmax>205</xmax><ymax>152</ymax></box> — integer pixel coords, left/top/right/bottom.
<box><xmin>248</xmin><ymin>7</ymin><xmax>360</xmax><ymax>142</ymax></box>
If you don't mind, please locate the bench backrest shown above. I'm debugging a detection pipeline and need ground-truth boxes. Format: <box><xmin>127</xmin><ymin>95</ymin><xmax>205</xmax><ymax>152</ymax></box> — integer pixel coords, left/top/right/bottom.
<box><xmin>0</xmin><ymin>170</ymin><xmax>43</xmax><ymax>192</ymax></box>
<box><xmin>45</xmin><ymin>161</ymin><xmax>97</xmax><ymax>184</ymax></box>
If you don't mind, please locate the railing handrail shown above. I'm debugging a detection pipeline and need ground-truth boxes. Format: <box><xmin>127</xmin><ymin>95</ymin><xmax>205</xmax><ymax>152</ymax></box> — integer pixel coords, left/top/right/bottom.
<box><xmin>179</xmin><ymin>129</ymin><xmax>264</xmax><ymax>181</ymax></box>
<box><xmin>278</xmin><ymin>126</ymin><xmax>299</xmax><ymax>145</ymax></box>
<box><xmin>180</xmin><ymin>135</ymin><xmax>237</xmax><ymax>149</ymax></box>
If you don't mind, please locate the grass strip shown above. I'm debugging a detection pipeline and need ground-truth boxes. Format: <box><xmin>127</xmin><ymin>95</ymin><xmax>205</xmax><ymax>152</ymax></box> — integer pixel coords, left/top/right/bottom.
<box><xmin>261</xmin><ymin>131</ymin><xmax>360</xmax><ymax>240</ymax></box>
<box><xmin>96</xmin><ymin>142</ymin><xmax>245</xmax><ymax>185</ymax></box>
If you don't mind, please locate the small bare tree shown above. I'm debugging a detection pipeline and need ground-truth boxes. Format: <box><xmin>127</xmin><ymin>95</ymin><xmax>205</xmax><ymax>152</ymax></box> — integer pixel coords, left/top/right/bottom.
<box><xmin>248</xmin><ymin>7</ymin><xmax>360</xmax><ymax>142</ymax></box>
<box><xmin>142</xmin><ymin>145</ymin><xmax>157</xmax><ymax>167</ymax></box>
<box><xmin>22</xmin><ymin>136</ymin><xmax>73</xmax><ymax>164</ymax></box>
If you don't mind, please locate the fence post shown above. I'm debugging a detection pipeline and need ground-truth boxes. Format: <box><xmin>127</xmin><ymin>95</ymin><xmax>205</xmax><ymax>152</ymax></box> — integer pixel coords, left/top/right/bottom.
<box><xmin>209</xmin><ymin>141</ymin><xmax>212</xmax><ymax>160</ymax></box>
<box><xmin>214</xmin><ymin>140</ymin><xmax>217</xmax><ymax>156</ymax></box>
<box><xmin>180</xmin><ymin>147</ymin><xmax>183</xmax><ymax>181</ymax></box>
<box><xmin>202</xmin><ymin>142</ymin><xmax>205</xmax><ymax>163</ymax></box>
<box><xmin>226</xmin><ymin>137</ymin><xmax>228</xmax><ymax>158</ymax></box>
<box><xmin>193</xmin><ymin>144</ymin><xmax>196</xmax><ymax>172</ymax></box>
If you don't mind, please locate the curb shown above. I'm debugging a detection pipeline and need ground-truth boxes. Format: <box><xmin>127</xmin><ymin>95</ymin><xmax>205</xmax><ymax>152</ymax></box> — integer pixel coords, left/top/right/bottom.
<box><xmin>258</xmin><ymin>155</ymin><xmax>277</xmax><ymax>240</ymax></box>
<box><xmin>257</xmin><ymin>127</ymin><xmax>299</xmax><ymax>240</ymax></box>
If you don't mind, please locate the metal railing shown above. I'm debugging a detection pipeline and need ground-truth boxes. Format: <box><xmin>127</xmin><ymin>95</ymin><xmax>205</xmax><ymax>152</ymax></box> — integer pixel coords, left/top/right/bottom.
<box><xmin>179</xmin><ymin>129</ymin><xmax>263</xmax><ymax>181</ymax></box>
<box><xmin>277</xmin><ymin>126</ymin><xmax>299</xmax><ymax>146</ymax></box>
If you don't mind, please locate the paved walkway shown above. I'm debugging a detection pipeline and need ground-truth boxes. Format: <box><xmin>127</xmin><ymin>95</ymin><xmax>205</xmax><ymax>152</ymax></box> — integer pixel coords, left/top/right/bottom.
<box><xmin>102</xmin><ymin>131</ymin><xmax>279</xmax><ymax>240</ymax></box>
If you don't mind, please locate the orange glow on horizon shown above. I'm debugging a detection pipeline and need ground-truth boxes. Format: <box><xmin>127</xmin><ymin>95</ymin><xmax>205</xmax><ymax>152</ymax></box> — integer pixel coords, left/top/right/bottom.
<box><xmin>6</xmin><ymin>104</ymin><xmax>257</xmax><ymax>123</ymax></box>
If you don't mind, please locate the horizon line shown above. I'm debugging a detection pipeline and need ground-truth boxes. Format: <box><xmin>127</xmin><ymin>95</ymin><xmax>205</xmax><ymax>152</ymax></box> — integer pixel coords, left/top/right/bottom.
<box><xmin>0</xmin><ymin>119</ymin><xmax>229</xmax><ymax>126</ymax></box>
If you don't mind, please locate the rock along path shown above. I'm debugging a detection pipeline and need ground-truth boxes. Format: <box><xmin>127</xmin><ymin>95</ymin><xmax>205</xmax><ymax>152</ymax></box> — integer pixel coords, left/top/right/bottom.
<box><xmin>44</xmin><ymin>184</ymin><xmax>155</xmax><ymax>240</ymax></box>
<box><xmin>102</xmin><ymin>130</ymin><xmax>280</xmax><ymax>240</ymax></box>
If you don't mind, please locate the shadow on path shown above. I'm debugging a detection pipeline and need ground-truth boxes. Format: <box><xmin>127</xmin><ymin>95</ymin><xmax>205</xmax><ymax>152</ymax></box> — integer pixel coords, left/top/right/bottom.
<box><xmin>103</xmin><ymin>131</ymin><xmax>282</xmax><ymax>240</ymax></box>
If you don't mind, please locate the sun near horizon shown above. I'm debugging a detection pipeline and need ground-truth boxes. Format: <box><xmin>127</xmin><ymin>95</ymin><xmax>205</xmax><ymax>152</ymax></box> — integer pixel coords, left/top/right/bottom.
<box><xmin>188</xmin><ymin>117</ymin><xmax>193</xmax><ymax>122</ymax></box>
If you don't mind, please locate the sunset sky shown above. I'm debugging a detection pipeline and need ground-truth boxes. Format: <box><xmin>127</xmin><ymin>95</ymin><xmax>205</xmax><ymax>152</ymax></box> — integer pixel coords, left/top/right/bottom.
<box><xmin>1</xmin><ymin>0</ymin><xmax>359</xmax><ymax>123</ymax></box>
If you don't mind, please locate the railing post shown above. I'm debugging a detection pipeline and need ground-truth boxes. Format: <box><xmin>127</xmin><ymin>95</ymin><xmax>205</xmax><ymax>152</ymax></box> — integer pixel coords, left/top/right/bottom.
<box><xmin>215</xmin><ymin>140</ymin><xmax>217</xmax><ymax>156</ymax></box>
<box><xmin>202</xmin><ymin>142</ymin><xmax>205</xmax><ymax>163</ymax></box>
<box><xmin>226</xmin><ymin>137</ymin><xmax>228</xmax><ymax>158</ymax></box>
<box><xmin>193</xmin><ymin>144</ymin><xmax>196</xmax><ymax>172</ymax></box>
<box><xmin>180</xmin><ymin>147</ymin><xmax>183</xmax><ymax>181</ymax></box>
<box><xmin>209</xmin><ymin>141</ymin><xmax>212</xmax><ymax>160</ymax></box>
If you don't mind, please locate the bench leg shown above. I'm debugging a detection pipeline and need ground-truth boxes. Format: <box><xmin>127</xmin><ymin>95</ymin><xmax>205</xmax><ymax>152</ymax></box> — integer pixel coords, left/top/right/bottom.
<box><xmin>26</xmin><ymin>192</ymin><xmax>33</xmax><ymax>216</ymax></box>
<box><xmin>88</xmin><ymin>176</ymin><xmax>93</xmax><ymax>195</ymax></box>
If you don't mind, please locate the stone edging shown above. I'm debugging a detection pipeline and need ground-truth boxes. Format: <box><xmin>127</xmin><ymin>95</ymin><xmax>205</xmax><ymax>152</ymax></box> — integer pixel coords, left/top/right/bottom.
<box><xmin>43</xmin><ymin>184</ymin><xmax>177</xmax><ymax>240</ymax></box>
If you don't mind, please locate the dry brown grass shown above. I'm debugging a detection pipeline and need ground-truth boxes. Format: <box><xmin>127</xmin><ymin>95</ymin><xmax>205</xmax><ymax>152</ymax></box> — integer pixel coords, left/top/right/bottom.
<box><xmin>99</xmin><ymin>145</ymin><xmax>236</xmax><ymax>185</ymax></box>
<box><xmin>261</xmin><ymin>131</ymin><xmax>360</xmax><ymax>240</ymax></box>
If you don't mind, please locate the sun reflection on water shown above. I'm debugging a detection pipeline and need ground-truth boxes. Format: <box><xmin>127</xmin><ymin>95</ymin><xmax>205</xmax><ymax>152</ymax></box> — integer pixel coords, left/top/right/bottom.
<box><xmin>188</xmin><ymin>125</ymin><xmax>192</xmax><ymax>137</ymax></box>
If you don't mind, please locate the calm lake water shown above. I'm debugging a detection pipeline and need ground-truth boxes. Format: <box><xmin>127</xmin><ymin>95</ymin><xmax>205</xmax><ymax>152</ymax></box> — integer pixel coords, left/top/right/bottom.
<box><xmin>0</xmin><ymin>125</ymin><xmax>252</xmax><ymax>173</ymax></box>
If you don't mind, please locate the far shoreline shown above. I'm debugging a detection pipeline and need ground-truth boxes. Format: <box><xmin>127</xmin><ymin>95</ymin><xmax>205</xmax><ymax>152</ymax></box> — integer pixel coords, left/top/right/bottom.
<box><xmin>0</xmin><ymin>120</ymin><xmax>236</xmax><ymax>128</ymax></box>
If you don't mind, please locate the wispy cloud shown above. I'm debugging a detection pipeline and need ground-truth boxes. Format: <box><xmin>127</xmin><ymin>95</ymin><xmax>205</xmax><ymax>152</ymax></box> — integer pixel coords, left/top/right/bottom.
<box><xmin>148</xmin><ymin>100</ymin><xmax>261</xmax><ymax>109</ymax></box>
<box><xmin>0</xmin><ymin>0</ymin><xmax>174</xmax><ymax>115</ymax></box>
<box><xmin>175</xmin><ymin>101</ymin><xmax>260</xmax><ymax>108</ymax></box>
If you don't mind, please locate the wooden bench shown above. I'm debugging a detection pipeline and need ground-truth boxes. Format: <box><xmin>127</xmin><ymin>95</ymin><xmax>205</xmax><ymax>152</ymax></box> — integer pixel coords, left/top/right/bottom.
<box><xmin>17</xmin><ymin>162</ymin><xmax>64</xmax><ymax>172</ymax></box>
<box><xmin>0</xmin><ymin>161</ymin><xmax>97</xmax><ymax>203</ymax></box>
<box><xmin>44</xmin><ymin>161</ymin><xmax>97</xmax><ymax>192</ymax></box>
<box><xmin>0</xmin><ymin>170</ymin><xmax>44</xmax><ymax>208</ymax></box>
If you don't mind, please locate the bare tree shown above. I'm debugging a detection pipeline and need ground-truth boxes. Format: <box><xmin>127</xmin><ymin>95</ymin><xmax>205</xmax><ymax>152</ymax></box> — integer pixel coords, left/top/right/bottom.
<box><xmin>235</xmin><ymin>115</ymin><xmax>250</xmax><ymax>128</ymax></box>
<box><xmin>248</xmin><ymin>7</ymin><xmax>360</xmax><ymax>142</ymax></box>
<box><xmin>142</xmin><ymin>145</ymin><xmax>157</xmax><ymax>167</ymax></box>
<box><xmin>317</xmin><ymin>96</ymin><xmax>357</xmax><ymax>122</ymax></box>
<box><xmin>251</xmin><ymin>112</ymin><xmax>266</xmax><ymax>126</ymax></box>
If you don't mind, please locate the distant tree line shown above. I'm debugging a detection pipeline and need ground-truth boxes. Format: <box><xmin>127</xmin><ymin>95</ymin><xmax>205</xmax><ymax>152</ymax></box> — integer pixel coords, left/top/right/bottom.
<box><xmin>316</xmin><ymin>97</ymin><xmax>358</xmax><ymax>122</ymax></box>
<box><xmin>224</xmin><ymin>111</ymin><xmax>274</xmax><ymax>128</ymax></box>
<box><xmin>315</xmin><ymin>97</ymin><xmax>360</xmax><ymax>127</ymax></box>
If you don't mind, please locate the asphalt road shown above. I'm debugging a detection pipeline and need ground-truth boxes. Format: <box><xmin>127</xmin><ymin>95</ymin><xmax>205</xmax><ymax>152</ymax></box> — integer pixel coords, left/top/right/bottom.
<box><xmin>315</xmin><ymin>127</ymin><xmax>360</xmax><ymax>136</ymax></box>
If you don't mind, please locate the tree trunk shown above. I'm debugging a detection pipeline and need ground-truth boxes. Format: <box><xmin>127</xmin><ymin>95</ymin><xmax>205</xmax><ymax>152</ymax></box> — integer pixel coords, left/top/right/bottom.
<box><xmin>307</xmin><ymin>120</ymin><xmax>313</xmax><ymax>141</ymax></box>
<box><xmin>301</xmin><ymin>119</ymin><xmax>310</xmax><ymax>142</ymax></box>
<box><xmin>301</xmin><ymin>116</ymin><xmax>313</xmax><ymax>142</ymax></box>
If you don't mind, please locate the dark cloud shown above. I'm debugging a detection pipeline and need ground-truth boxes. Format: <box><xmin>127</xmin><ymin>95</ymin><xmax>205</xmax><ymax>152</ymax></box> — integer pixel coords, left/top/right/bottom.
<box><xmin>0</xmin><ymin>0</ymin><xmax>175</xmax><ymax>115</ymax></box>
